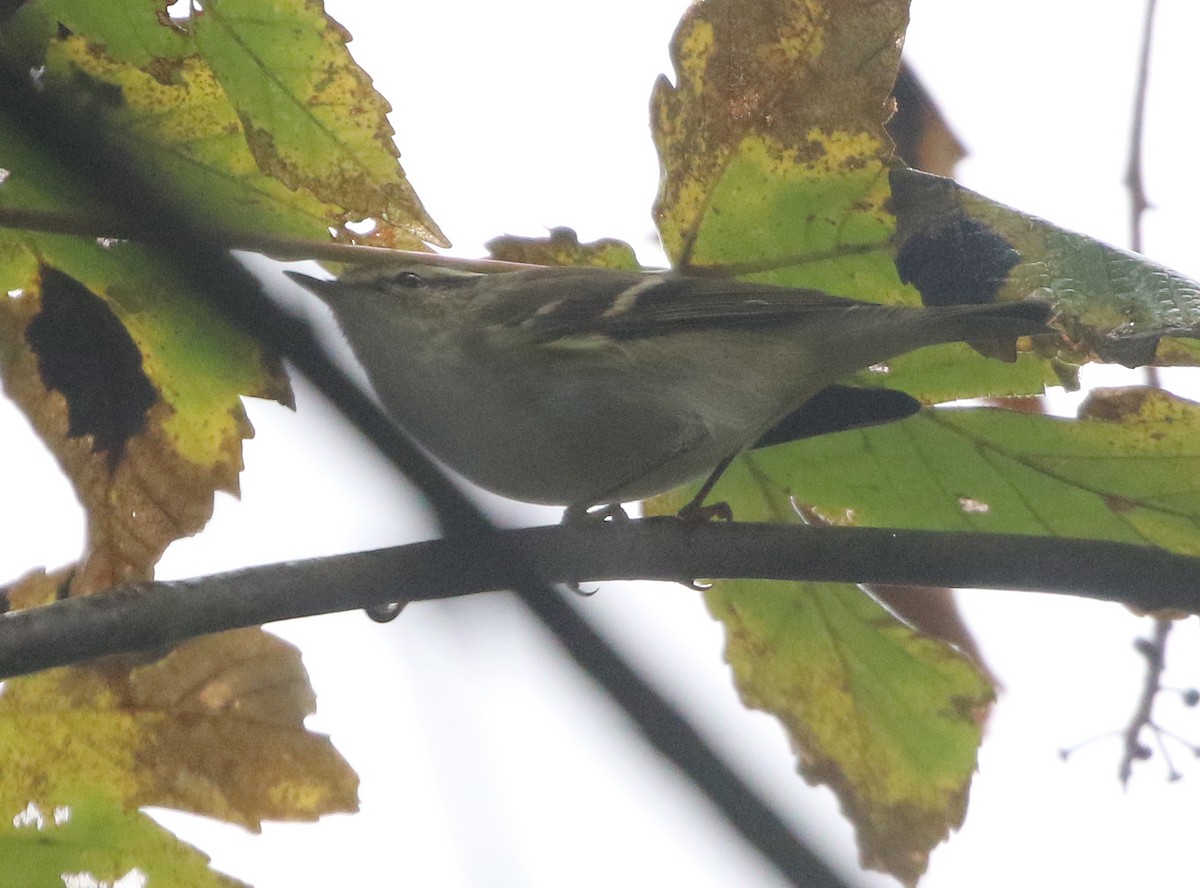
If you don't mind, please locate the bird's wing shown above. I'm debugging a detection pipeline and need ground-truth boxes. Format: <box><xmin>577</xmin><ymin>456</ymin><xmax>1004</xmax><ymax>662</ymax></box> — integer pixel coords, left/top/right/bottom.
<box><xmin>481</xmin><ymin>268</ymin><xmax>867</xmax><ymax>342</ymax></box>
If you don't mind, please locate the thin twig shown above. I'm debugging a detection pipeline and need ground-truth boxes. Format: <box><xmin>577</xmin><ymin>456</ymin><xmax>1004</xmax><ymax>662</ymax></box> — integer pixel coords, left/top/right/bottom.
<box><xmin>1121</xmin><ymin>1</ymin><xmax>1174</xmax><ymax>785</ymax></box>
<box><xmin>1120</xmin><ymin>619</ymin><xmax>1172</xmax><ymax>784</ymax></box>
<box><xmin>1125</xmin><ymin>0</ymin><xmax>1158</xmax><ymax>255</ymax></box>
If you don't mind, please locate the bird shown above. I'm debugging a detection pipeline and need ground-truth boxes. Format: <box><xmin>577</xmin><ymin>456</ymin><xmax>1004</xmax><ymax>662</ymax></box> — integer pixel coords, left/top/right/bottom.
<box><xmin>286</xmin><ymin>263</ymin><xmax>1052</xmax><ymax>516</ymax></box>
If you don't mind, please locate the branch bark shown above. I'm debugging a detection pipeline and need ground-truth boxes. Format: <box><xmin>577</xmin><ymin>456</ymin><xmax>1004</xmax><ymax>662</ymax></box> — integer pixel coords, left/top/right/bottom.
<box><xmin>3</xmin><ymin>520</ymin><xmax>1195</xmax><ymax>679</ymax></box>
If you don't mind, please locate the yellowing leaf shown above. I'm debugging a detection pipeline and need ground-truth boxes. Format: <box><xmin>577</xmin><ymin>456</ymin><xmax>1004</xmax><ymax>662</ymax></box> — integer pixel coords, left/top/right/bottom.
<box><xmin>189</xmin><ymin>0</ymin><xmax>445</xmax><ymax>245</ymax></box>
<box><xmin>709</xmin><ymin>580</ymin><xmax>989</xmax><ymax>886</ymax></box>
<box><xmin>0</xmin><ymin>249</ymin><xmax>289</xmax><ymax>592</ymax></box>
<box><xmin>649</xmin><ymin>387</ymin><xmax>1200</xmax><ymax>882</ymax></box>
<box><xmin>652</xmin><ymin>0</ymin><xmax>908</xmax><ymax>290</ymax></box>
<box><xmin>46</xmin><ymin>38</ymin><xmax>354</xmax><ymax>243</ymax></box>
<box><xmin>0</xmin><ymin>628</ymin><xmax>358</xmax><ymax>830</ymax></box>
<box><xmin>649</xmin><ymin>0</ymin><xmax>1046</xmax><ymax>408</ymax></box>
<box><xmin>647</xmin><ymin>5</ymin><xmax>1005</xmax><ymax>881</ymax></box>
<box><xmin>9</xmin><ymin>0</ymin><xmax>445</xmax><ymax>248</ymax></box>
<box><xmin>0</xmin><ymin>0</ymin><xmax>454</xmax><ymax>581</ymax></box>
<box><xmin>0</xmin><ymin>38</ymin><xmax>299</xmax><ymax>588</ymax></box>
<box><xmin>649</xmin><ymin>467</ymin><xmax>989</xmax><ymax>885</ymax></box>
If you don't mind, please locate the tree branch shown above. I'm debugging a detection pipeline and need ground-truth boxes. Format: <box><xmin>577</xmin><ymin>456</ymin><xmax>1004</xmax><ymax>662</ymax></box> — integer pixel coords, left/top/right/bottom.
<box><xmin>3</xmin><ymin>520</ymin><xmax>1197</xmax><ymax>679</ymax></box>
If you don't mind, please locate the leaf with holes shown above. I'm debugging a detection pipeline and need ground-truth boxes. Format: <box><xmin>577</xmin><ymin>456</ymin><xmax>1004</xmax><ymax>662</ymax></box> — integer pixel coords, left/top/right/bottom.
<box><xmin>0</xmin><ymin>790</ymin><xmax>248</xmax><ymax>888</ymax></box>
<box><xmin>0</xmin><ymin>48</ymin><xmax>293</xmax><ymax>591</ymax></box>
<box><xmin>647</xmin><ymin>388</ymin><xmax>1200</xmax><ymax>883</ymax></box>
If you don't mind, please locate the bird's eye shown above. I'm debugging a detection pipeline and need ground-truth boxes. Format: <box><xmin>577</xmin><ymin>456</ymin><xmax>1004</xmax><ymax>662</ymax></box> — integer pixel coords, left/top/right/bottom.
<box><xmin>391</xmin><ymin>271</ymin><xmax>424</xmax><ymax>288</ymax></box>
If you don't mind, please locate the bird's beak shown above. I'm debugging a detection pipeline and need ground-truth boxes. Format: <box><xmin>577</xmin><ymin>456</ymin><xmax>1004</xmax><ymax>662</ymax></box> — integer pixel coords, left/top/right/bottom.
<box><xmin>283</xmin><ymin>270</ymin><xmax>333</xmax><ymax>292</ymax></box>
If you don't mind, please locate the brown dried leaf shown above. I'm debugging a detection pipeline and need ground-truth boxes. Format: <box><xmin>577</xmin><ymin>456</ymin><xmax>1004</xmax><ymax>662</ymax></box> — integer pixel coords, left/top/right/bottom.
<box><xmin>486</xmin><ymin>227</ymin><xmax>641</xmax><ymax>269</ymax></box>
<box><xmin>0</xmin><ymin>629</ymin><xmax>357</xmax><ymax>830</ymax></box>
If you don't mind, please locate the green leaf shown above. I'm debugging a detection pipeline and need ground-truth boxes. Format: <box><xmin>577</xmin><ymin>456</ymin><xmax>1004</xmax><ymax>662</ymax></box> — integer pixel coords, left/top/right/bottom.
<box><xmin>847</xmin><ymin>344</ymin><xmax>1058</xmax><ymax>405</ymax></box>
<box><xmin>0</xmin><ymin>791</ymin><xmax>247</xmax><ymax>888</ymax></box>
<box><xmin>187</xmin><ymin>0</ymin><xmax>445</xmax><ymax>245</ymax></box>
<box><xmin>726</xmin><ymin>388</ymin><xmax>1200</xmax><ymax>556</ymax></box>
<box><xmin>645</xmin><ymin>4</ymin><xmax>1009</xmax><ymax>881</ymax></box>
<box><xmin>16</xmin><ymin>0</ymin><xmax>192</xmax><ymax>67</ymax></box>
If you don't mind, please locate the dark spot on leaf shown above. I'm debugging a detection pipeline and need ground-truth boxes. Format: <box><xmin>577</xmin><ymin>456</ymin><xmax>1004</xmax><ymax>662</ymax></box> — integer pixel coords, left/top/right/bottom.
<box><xmin>1078</xmin><ymin>386</ymin><xmax>1158</xmax><ymax>422</ymax></box>
<box><xmin>26</xmin><ymin>267</ymin><xmax>157</xmax><ymax>470</ymax></box>
<box><xmin>144</xmin><ymin>55</ymin><xmax>188</xmax><ymax>87</ymax></box>
<box><xmin>889</xmin><ymin>167</ymin><xmax>1021</xmax><ymax>306</ymax></box>
<box><xmin>894</xmin><ymin>216</ymin><xmax>1019</xmax><ymax>307</ymax></box>
<box><xmin>1103</xmin><ymin>494</ymin><xmax>1137</xmax><ymax>514</ymax></box>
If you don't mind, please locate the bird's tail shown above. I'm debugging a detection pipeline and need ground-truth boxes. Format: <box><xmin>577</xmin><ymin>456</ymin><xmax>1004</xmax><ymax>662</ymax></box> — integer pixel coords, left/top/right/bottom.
<box><xmin>920</xmin><ymin>298</ymin><xmax>1054</xmax><ymax>344</ymax></box>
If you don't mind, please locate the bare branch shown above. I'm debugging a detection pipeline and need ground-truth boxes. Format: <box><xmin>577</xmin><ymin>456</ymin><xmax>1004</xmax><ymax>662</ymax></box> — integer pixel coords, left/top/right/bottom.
<box><xmin>1120</xmin><ymin>619</ymin><xmax>1173</xmax><ymax>784</ymax></box>
<box><xmin>1121</xmin><ymin>3</ymin><xmax>1175</xmax><ymax>779</ymax></box>
<box><xmin>1125</xmin><ymin>0</ymin><xmax>1159</xmax><ymax>254</ymax></box>
<box><xmin>3</xmin><ymin>521</ymin><xmax>1198</xmax><ymax>680</ymax></box>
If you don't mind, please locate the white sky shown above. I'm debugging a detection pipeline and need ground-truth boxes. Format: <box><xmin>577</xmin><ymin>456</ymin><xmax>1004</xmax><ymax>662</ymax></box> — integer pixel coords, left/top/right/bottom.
<box><xmin>4</xmin><ymin>1</ymin><xmax>1200</xmax><ymax>886</ymax></box>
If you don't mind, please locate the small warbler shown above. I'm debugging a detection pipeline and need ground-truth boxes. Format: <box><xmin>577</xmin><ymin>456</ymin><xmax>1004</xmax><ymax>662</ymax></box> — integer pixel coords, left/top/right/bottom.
<box><xmin>286</xmin><ymin>264</ymin><xmax>1051</xmax><ymax>513</ymax></box>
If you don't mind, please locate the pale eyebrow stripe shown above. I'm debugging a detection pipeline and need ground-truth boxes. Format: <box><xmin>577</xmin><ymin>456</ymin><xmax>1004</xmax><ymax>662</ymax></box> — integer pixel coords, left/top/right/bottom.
<box><xmin>601</xmin><ymin>276</ymin><xmax>662</xmax><ymax>318</ymax></box>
